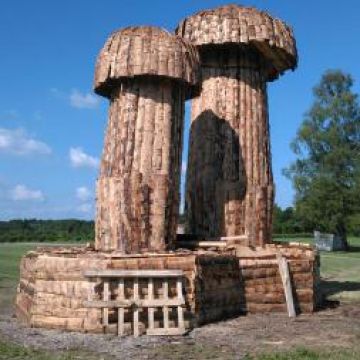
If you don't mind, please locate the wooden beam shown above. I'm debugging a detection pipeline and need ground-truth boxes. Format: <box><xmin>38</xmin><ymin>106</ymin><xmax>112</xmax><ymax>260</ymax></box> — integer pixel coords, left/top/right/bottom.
<box><xmin>176</xmin><ymin>278</ymin><xmax>185</xmax><ymax>330</ymax></box>
<box><xmin>277</xmin><ymin>254</ymin><xmax>296</xmax><ymax>317</ymax></box>
<box><xmin>176</xmin><ymin>241</ymin><xmax>227</xmax><ymax>248</ymax></box>
<box><xmin>84</xmin><ymin>269</ymin><xmax>184</xmax><ymax>278</ymax></box>
<box><xmin>163</xmin><ymin>280</ymin><xmax>169</xmax><ymax>330</ymax></box>
<box><xmin>148</xmin><ymin>278</ymin><xmax>155</xmax><ymax>330</ymax></box>
<box><xmin>133</xmin><ymin>278</ymin><xmax>139</xmax><ymax>337</ymax></box>
<box><xmin>103</xmin><ymin>280</ymin><xmax>109</xmax><ymax>329</ymax></box>
<box><xmin>84</xmin><ymin>298</ymin><xmax>184</xmax><ymax>309</ymax></box>
<box><xmin>118</xmin><ymin>278</ymin><xmax>125</xmax><ymax>336</ymax></box>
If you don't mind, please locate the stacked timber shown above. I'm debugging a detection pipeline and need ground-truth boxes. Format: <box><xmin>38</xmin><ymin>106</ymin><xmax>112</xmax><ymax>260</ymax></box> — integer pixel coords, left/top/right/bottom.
<box><xmin>15</xmin><ymin>247</ymin><xmax>243</xmax><ymax>332</ymax></box>
<box><xmin>94</xmin><ymin>27</ymin><xmax>200</xmax><ymax>253</ymax></box>
<box><xmin>236</xmin><ymin>243</ymin><xmax>320</xmax><ymax>313</ymax></box>
<box><xmin>176</xmin><ymin>5</ymin><xmax>298</xmax><ymax>246</ymax></box>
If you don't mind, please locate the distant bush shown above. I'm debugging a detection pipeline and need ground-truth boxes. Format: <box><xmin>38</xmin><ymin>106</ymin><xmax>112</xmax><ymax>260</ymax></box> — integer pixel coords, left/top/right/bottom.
<box><xmin>273</xmin><ymin>233</ymin><xmax>313</xmax><ymax>239</ymax></box>
<box><xmin>0</xmin><ymin>219</ymin><xmax>94</xmax><ymax>243</ymax></box>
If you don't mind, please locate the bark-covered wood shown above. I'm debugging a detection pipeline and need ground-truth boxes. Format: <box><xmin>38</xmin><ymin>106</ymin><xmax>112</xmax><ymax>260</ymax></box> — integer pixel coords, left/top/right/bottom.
<box><xmin>175</xmin><ymin>4</ymin><xmax>297</xmax><ymax>81</ymax></box>
<box><xmin>184</xmin><ymin>48</ymin><xmax>273</xmax><ymax>245</ymax></box>
<box><xmin>94</xmin><ymin>26</ymin><xmax>200</xmax><ymax>99</ymax></box>
<box><xmin>95</xmin><ymin>78</ymin><xmax>185</xmax><ymax>252</ymax></box>
<box><xmin>94</xmin><ymin>27</ymin><xmax>200</xmax><ymax>253</ymax></box>
<box><xmin>176</xmin><ymin>5</ymin><xmax>298</xmax><ymax>246</ymax></box>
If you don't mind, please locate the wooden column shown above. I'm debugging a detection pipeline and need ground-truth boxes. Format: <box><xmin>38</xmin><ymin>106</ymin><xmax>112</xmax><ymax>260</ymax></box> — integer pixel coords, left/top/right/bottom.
<box><xmin>95</xmin><ymin>78</ymin><xmax>186</xmax><ymax>252</ymax></box>
<box><xmin>185</xmin><ymin>48</ymin><xmax>274</xmax><ymax>246</ymax></box>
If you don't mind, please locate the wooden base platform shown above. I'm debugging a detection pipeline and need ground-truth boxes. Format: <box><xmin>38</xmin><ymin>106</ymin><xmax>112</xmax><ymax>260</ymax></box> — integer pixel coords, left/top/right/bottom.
<box><xmin>15</xmin><ymin>242</ymin><xmax>320</xmax><ymax>335</ymax></box>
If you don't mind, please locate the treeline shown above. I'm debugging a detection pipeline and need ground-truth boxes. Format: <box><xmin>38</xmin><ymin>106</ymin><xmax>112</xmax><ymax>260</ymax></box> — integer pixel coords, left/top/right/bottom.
<box><xmin>0</xmin><ymin>219</ymin><xmax>94</xmax><ymax>243</ymax></box>
<box><xmin>273</xmin><ymin>204</ymin><xmax>360</xmax><ymax>237</ymax></box>
<box><xmin>1</xmin><ymin>208</ymin><xmax>359</xmax><ymax>243</ymax></box>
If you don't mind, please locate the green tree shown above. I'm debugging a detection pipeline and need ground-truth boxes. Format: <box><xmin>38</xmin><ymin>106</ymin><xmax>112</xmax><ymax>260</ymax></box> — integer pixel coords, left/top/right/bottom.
<box><xmin>284</xmin><ymin>70</ymin><xmax>360</xmax><ymax>249</ymax></box>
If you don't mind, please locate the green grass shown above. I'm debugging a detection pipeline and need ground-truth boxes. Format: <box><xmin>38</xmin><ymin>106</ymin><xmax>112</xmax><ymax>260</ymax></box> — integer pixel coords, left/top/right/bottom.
<box><xmin>244</xmin><ymin>347</ymin><xmax>360</xmax><ymax>360</ymax></box>
<box><xmin>0</xmin><ymin>243</ymin><xmax>80</xmax><ymax>316</ymax></box>
<box><xmin>0</xmin><ymin>243</ymin><xmax>36</xmax><ymax>316</ymax></box>
<box><xmin>273</xmin><ymin>236</ymin><xmax>360</xmax><ymax>302</ymax></box>
<box><xmin>0</xmin><ymin>340</ymin><xmax>111</xmax><ymax>360</ymax></box>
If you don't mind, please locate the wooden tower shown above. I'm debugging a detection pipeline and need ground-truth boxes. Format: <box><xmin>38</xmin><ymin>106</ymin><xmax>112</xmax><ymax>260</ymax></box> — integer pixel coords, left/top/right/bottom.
<box><xmin>94</xmin><ymin>27</ymin><xmax>200</xmax><ymax>252</ymax></box>
<box><xmin>176</xmin><ymin>5</ymin><xmax>298</xmax><ymax>245</ymax></box>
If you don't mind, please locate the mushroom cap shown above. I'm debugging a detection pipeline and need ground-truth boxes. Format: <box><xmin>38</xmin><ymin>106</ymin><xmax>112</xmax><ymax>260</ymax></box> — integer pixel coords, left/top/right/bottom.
<box><xmin>94</xmin><ymin>26</ymin><xmax>200</xmax><ymax>99</ymax></box>
<box><xmin>175</xmin><ymin>4</ymin><xmax>298</xmax><ymax>81</ymax></box>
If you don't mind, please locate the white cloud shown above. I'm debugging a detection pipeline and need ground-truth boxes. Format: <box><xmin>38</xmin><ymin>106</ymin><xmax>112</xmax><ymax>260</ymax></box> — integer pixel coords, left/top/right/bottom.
<box><xmin>69</xmin><ymin>147</ymin><xmax>99</xmax><ymax>169</ymax></box>
<box><xmin>77</xmin><ymin>202</ymin><xmax>92</xmax><ymax>213</ymax></box>
<box><xmin>11</xmin><ymin>184</ymin><xmax>44</xmax><ymax>201</ymax></box>
<box><xmin>76</xmin><ymin>186</ymin><xmax>92</xmax><ymax>201</ymax></box>
<box><xmin>0</xmin><ymin>128</ymin><xmax>51</xmax><ymax>156</ymax></box>
<box><xmin>70</xmin><ymin>90</ymin><xmax>99</xmax><ymax>109</ymax></box>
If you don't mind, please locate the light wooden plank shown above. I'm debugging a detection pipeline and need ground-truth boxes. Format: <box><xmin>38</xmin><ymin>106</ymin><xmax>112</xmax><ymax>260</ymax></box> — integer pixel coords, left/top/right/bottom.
<box><xmin>176</xmin><ymin>241</ymin><xmax>228</xmax><ymax>248</ymax></box>
<box><xmin>84</xmin><ymin>269</ymin><xmax>183</xmax><ymax>278</ymax></box>
<box><xmin>277</xmin><ymin>254</ymin><xmax>296</xmax><ymax>318</ymax></box>
<box><xmin>103</xmin><ymin>280</ymin><xmax>109</xmax><ymax>328</ymax></box>
<box><xmin>133</xmin><ymin>278</ymin><xmax>139</xmax><ymax>337</ymax></box>
<box><xmin>83</xmin><ymin>298</ymin><xmax>184</xmax><ymax>308</ymax></box>
<box><xmin>148</xmin><ymin>278</ymin><xmax>155</xmax><ymax>330</ymax></box>
<box><xmin>118</xmin><ymin>278</ymin><xmax>125</xmax><ymax>336</ymax></box>
<box><xmin>163</xmin><ymin>280</ymin><xmax>169</xmax><ymax>330</ymax></box>
<box><xmin>176</xmin><ymin>278</ymin><xmax>185</xmax><ymax>330</ymax></box>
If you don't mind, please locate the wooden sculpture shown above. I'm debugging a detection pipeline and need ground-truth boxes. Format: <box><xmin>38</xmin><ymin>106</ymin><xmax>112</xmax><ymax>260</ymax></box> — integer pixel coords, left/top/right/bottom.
<box><xmin>94</xmin><ymin>26</ymin><xmax>199</xmax><ymax>253</ymax></box>
<box><xmin>176</xmin><ymin>5</ymin><xmax>298</xmax><ymax>245</ymax></box>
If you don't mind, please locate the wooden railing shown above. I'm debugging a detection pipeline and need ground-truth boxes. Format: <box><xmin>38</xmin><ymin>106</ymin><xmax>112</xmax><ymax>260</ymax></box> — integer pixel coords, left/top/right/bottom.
<box><xmin>84</xmin><ymin>269</ymin><xmax>186</xmax><ymax>337</ymax></box>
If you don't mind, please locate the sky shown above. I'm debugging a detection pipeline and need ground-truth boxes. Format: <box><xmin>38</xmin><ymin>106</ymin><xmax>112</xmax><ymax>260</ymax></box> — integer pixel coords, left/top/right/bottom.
<box><xmin>0</xmin><ymin>0</ymin><xmax>360</xmax><ymax>220</ymax></box>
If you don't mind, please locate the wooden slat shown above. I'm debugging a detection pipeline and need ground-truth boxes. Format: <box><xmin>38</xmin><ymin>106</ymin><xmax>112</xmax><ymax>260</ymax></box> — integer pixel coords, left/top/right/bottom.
<box><xmin>84</xmin><ymin>298</ymin><xmax>184</xmax><ymax>308</ymax></box>
<box><xmin>133</xmin><ymin>278</ymin><xmax>139</xmax><ymax>337</ymax></box>
<box><xmin>148</xmin><ymin>278</ymin><xmax>155</xmax><ymax>330</ymax></box>
<box><xmin>118</xmin><ymin>278</ymin><xmax>125</xmax><ymax>336</ymax></box>
<box><xmin>176</xmin><ymin>241</ymin><xmax>227</xmax><ymax>248</ymax></box>
<box><xmin>163</xmin><ymin>280</ymin><xmax>169</xmax><ymax>330</ymax></box>
<box><xmin>277</xmin><ymin>254</ymin><xmax>296</xmax><ymax>317</ymax></box>
<box><xmin>84</xmin><ymin>270</ymin><xmax>183</xmax><ymax>278</ymax></box>
<box><xmin>103</xmin><ymin>280</ymin><xmax>109</xmax><ymax>328</ymax></box>
<box><xmin>176</xmin><ymin>278</ymin><xmax>185</xmax><ymax>330</ymax></box>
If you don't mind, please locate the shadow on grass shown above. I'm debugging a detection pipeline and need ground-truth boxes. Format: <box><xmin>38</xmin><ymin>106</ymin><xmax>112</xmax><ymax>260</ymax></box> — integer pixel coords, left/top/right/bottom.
<box><xmin>321</xmin><ymin>279</ymin><xmax>360</xmax><ymax>296</ymax></box>
<box><xmin>347</xmin><ymin>245</ymin><xmax>360</xmax><ymax>253</ymax></box>
<box><xmin>318</xmin><ymin>279</ymin><xmax>360</xmax><ymax>310</ymax></box>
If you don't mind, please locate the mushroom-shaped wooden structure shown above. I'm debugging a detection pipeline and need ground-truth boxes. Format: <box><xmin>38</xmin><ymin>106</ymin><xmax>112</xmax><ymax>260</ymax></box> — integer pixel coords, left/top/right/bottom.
<box><xmin>176</xmin><ymin>5</ymin><xmax>298</xmax><ymax>245</ymax></box>
<box><xmin>94</xmin><ymin>26</ymin><xmax>200</xmax><ymax>253</ymax></box>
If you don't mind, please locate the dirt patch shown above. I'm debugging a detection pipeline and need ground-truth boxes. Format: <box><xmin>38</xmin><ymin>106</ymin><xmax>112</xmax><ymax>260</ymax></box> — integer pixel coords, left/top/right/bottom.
<box><xmin>1</xmin><ymin>303</ymin><xmax>359</xmax><ymax>359</ymax></box>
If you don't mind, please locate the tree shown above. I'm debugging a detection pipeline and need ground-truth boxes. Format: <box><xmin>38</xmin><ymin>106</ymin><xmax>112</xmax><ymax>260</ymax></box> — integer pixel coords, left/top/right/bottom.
<box><xmin>272</xmin><ymin>204</ymin><xmax>307</xmax><ymax>234</ymax></box>
<box><xmin>284</xmin><ymin>70</ymin><xmax>360</xmax><ymax>249</ymax></box>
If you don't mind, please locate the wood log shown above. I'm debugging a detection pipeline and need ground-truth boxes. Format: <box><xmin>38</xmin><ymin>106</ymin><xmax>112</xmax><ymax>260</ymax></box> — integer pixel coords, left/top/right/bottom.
<box><xmin>94</xmin><ymin>27</ymin><xmax>200</xmax><ymax>253</ymax></box>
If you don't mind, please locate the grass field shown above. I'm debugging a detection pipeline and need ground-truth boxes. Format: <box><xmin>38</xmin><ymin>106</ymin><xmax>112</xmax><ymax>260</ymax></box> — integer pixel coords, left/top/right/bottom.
<box><xmin>0</xmin><ymin>239</ymin><xmax>359</xmax><ymax>359</ymax></box>
<box><xmin>273</xmin><ymin>236</ymin><xmax>360</xmax><ymax>302</ymax></box>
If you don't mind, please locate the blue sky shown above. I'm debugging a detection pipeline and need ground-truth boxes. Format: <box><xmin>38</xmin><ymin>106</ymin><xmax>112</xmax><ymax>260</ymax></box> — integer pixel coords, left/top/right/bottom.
<box><xmin>0</xmin><ymin>0</ymin><xmax>360</xmax><ymax>220</ymax></box>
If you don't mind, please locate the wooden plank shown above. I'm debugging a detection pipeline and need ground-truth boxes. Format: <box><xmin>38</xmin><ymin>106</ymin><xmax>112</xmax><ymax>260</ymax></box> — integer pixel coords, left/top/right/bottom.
<box><xmin>103</xmin><ymin>280</ymin><xmax>109</xmax><ymax>328</ymax></box>
<box><xmin>148</xmin><ymin>278</ymin><xmax>155</xmax><ymax>330</ymax></box>
<box><xmin>208</xmin><ymin>235</ymin><xmax>248</xmax><ymax>241</ymax></box>
<box><xmin>84</xmin><ymin>270</ymin><xmax>183</xmax><ymax>278</ymax></box>
<box><xmin>118</xmin><ymin>278</ymin><xmax>125</xmax><ymax>336</ymax></box>
<box><xmin>146</xmin><ymin>328</ymin><xmax>186</xmax><ymax>336</ymax></box>
<box><xmin>163</xmin><ymin>280</ymin><xmax>169</xmax><ymax>330</ymax></box>
<box><xmin>176</xmin><ymin>241</ymin><xmax>227</xmax><ymax>248</ymax></box>
<box><xmin>133</xmin><ymin>278</ymin><xmax>139</xmax><ymax>337</ymax></box>
<box><xmin>277</xmin><ymin>254</ymin><xmax>296</xmax><ymax>317</ymax></box>
<box><xmin>83</xmin><ymin>298</ymin><xmax>184</xmax><ymax>308</ymax></box>
<box><xmin>176</xmin><ymin>278</ymin><xmax>185</xmax><ymax>330</ymax></box>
